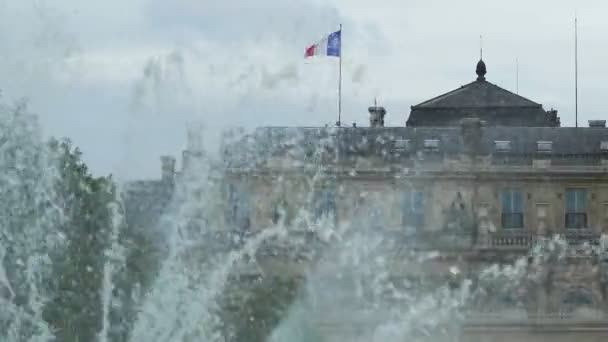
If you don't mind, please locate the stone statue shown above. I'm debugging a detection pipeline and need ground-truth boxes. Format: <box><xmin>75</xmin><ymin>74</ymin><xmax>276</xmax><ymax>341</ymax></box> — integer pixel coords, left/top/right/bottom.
<box><xmin>443</xmin><ymin>192</ymin><xmax>474</xmax><ymax>233</ymax></box>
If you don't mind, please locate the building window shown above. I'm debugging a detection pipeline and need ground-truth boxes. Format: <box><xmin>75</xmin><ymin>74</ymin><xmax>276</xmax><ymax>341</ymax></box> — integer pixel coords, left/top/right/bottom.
<box><xmin>226</xmin><ymin>184</ymin><xmax>251</xmax><ymax>230</ymax></box>
<box><xmin>494</xmin><ymin>141</ymin><xmax>511</xmax><ymax>153</ymax></box>
<box><xmin>423</xmin><ymin>139</ymin><xmax>440</xmax><ymax>152</ymax></box>
<box><xmin>394</xmin><ymin>139</ymin><xmax>411</xmax><ymax>152</ymax></box>
<box><xmin>536</xmin><ymin>141</ymin><xmax>553</xmax><ymax>153</ymax></box>
<box><xmin>314</xmin><ymin>187</ymin><xmax>336</xmax><ymax>220</ymax></box>
<box><xmin>501</xmin><ymin>190</ymin><xmax>524</xmax><ymax>229</ymax></box>
<box><xmin>566</xmin><ymin>189</ymin><xmax>588</xmax><ymax>228</ymax></box>
<box><xmin>402</xmin><ymin>191</ymin><xmax>425</xmax><ymax>228</ymax></box>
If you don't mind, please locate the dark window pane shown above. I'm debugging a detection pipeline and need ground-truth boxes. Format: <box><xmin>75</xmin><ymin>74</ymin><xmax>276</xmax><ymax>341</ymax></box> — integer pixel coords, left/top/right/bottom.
<box><xmin>566</xmin><ymin>190</ymin><xmax>576</xmax><ymax>212</ymax></box>
<box><xmin>513</xmin><ymin>191</ymin><xmax>523</xmax><ymax>212</ymax></box>
<box><xmin>501</xmin><ymin>190</ymin><xmax>523</xmax><ymax>228</ymax></box>
<box><xmin>314</xmin><ymin>187</ymin><xmax>336</xmax><ymax>220</ymax></box>
<box><xmin>566</xmin><ymin>189</ymin><xmax>587</xmax><ymax>212</ymax></box>
<box><xmin>501</xmin><ymin>191</ymin><xmax>511</xmax><ymax>212</ymax></box>
<box><xmin>565</xmin><ymin>213</ymin><xmax>587</xmax><ymax>229</ymax></box>
<box><xmin>402</xmin><ymin>191</ymin><xmax>425</xmax><ymax>227</ymax></box>
<box><xmin>501</xmin><ymin>190</ymin><xmax>523</xmax><ymax>214</ymax></box>
<box><xmin>502</xmin><ymin>213</ymin><xmax>523</xmax><ymax>229</ymax></box>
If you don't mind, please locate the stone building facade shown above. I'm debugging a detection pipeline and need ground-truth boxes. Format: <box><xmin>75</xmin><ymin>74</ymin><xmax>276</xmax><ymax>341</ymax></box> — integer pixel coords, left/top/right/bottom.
<box><xmin>218</xmin><ymin>59</ymin><xmax>608</xmax><ymax>341</ymax></box>
<box><xmin>130</xmin><ymin>59</ymin><xmax>608</xmax><ymax>341</ymax></box>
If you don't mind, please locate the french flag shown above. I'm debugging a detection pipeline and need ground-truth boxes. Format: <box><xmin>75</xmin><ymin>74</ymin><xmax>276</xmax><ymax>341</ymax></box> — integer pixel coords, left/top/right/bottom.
<box><xmin>305</xmin><ymin>29</ymin><xmax>341</xmax><ymax>58</ymax></box>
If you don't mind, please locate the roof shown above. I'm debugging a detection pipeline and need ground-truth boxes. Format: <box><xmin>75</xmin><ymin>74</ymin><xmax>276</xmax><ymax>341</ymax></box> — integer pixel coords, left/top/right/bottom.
<box><xmin>412</xmin><ymin>79</ymin><xmax>541</xmax><ymax>109</ymax></box>
<box><xmin>222</xmin><ymin>126</ymin><xmax>608</xmax><ymax>168</ymax></box>
<box><xmin>482</xmin><ymin>127</ymin><xmax>608</xmax><ymax>155</ymax></box>
<box><xmin>406</xmin><ymin>60</ymin><xmax>559</xmax><ymax>127</ymax></box>
<box><xmin>337</xmin><ymin>127</ymin><xmax>608</xmax><ymax>156</ymax></box>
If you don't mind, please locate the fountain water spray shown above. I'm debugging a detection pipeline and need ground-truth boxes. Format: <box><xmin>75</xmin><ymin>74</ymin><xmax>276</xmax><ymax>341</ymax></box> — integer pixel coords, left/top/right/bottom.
<box><xmin>98</xmin><ymin>199</ymin><xmax>128</xmax><ymax>342</ymax></box>
<box><xmin>0</xmin><ymin>101</ymin><xmax>65</xmax><ymax>341</ymax></box>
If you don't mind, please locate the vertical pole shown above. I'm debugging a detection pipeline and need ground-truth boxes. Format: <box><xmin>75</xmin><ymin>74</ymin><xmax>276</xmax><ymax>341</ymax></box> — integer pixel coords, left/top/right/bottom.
<box><xmin>338</xmin><ymin>24</ymin><xmax>342</xmax><ymax>127</ymax></box>
<box><xmin>575</xmin><ymin>15</ymin><xmax>579</xmax><ymax>128</ymax></box>
<box><xmin>516</xmin><ymin>58</ymin><xmax>519</xmax><ymax>94</ymax></box>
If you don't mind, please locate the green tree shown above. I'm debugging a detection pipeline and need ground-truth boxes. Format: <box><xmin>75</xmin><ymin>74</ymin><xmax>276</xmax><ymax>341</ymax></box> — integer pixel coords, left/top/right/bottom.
<box><xmin>42</xmin><ymin>138</ymin><xmax>121</xmax><ymax>342</ymax></box>
<box><xmin>0</xmin><ymin>100</ymin><xmax>126</xmax><ymax>341</ymax></box>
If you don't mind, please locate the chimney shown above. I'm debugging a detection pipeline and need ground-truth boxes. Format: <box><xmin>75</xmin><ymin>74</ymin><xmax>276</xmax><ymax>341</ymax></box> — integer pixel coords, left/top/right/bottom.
<box><xmin>589</xmin><ymin>120</ymin><xmax>606</xmax><ymax>128</ymax></box>
<box><xmin>160</xmin><ymin>155</ymin><xmax>176</xmax><ymax>182</ymax></box>
<box><xmin>368</xmin><ymin>105</ymin><xmax>386</xmax><ymax>127</ymax></box>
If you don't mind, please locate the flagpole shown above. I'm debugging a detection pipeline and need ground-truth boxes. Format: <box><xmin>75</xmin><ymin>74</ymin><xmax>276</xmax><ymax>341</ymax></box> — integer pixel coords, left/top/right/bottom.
<box><xmin>575</xmin><ymin>13</ymin><xmax>578</xmax><ymax>128</ymax></box>
<box><xmin>337</xmin><ymin>24</ymin><xmax>342</xmax><ymax>127</ymax></box>
<box><xmin>516</xmin><ymin>58</ymin><xmax>519</xmax><ymax>94</ymax></box>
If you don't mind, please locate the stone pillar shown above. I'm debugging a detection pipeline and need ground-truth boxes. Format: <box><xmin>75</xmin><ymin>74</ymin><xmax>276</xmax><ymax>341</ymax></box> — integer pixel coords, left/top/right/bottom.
<box><xmin>535</xmin><ymin>203</ymin><xmax>550</xmax><ymax>237</ymax></box>
<box><xmin>476</xmin><ymin>204</ymin><xmax>494</xmax><ymax>247</ymax></box>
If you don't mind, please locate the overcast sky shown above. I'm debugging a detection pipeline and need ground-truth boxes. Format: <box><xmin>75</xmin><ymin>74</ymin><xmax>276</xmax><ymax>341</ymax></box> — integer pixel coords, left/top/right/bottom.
<box><xmin>0</xmin><ymin>0</ymin><xmax>602</xmax><ymax>179</ymax></box>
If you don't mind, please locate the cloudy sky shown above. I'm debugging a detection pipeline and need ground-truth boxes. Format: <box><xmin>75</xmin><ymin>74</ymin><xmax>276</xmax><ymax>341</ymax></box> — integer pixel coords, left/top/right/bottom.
<box><xmin>0</xmin><ymin>0</ymin><xmax>601</xmax><ymax>179</ymax></box>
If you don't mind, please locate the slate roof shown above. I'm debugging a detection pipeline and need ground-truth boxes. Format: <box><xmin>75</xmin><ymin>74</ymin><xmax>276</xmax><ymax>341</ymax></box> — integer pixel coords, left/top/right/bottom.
<box><xmin>222</xmin><ymin>126</ymin><xmax>608</xmax><ymax>168</ymax></box>
<box><xmin>412</xmin><ymin>80</ymin><xmax>541</xmax><ymax>109</ymax></box>
<box><xmin>481</xmin><ymin>127</ymin><xmax>608</xmax><ymax>155</ymax></box>
<box><xmin>336</xmin><ymin>127</ymin><xmax>608</xmax><ymax>156</ymax></box>
<box><xmin>406</xmin><ymin>60</ymin><xmax>560</xmax><ymax>127</ymax></box>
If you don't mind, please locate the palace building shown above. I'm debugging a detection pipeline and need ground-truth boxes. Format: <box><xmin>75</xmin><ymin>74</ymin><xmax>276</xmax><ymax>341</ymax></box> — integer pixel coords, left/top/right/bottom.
<box><xmin>127</xmin><ymin>59</ymin><xmax>608</xmax><ymax>341</ymax></box>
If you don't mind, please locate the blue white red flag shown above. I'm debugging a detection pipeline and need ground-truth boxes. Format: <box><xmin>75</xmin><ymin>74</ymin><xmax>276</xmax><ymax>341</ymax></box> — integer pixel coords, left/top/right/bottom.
<box><xmin>305</xmin><ymin>30</ymin><xmax>341</xmax><ymax>58</ymax></box>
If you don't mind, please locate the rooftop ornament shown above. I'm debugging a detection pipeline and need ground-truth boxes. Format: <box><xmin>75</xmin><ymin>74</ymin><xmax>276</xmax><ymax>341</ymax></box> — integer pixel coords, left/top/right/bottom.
<box><xmin>476</xmin><ymin>59</ymin><xmax>486</xmax><ymax>81</ymax></box>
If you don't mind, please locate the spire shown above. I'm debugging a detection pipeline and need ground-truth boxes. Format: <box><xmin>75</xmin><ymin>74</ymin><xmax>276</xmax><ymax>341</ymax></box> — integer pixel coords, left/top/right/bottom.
<box><xmin>476</xmin><ymin>35</ymin><xmax>486</xmax><ymax>81</ymax></box>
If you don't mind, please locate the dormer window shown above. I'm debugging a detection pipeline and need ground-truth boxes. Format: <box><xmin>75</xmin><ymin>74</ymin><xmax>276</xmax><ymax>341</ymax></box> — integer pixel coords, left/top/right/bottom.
<box><xmin>423</xmin><ymin>139</ymin><xmax>440</xmax><ymax>152</ymax></box>
<box><xmin>494</xmin><ymin>141</ymin><xmax>511</xmax><ymax>153</ymax></box>
<box><xmin>394</xmin><ymin>139</ymin><xmax>411</xmax><ymax>152</ymax></box>
<box><xmin>536</xmin><ymin>141</ymin><xmax>552</xmax><ymax>153</ymax></box>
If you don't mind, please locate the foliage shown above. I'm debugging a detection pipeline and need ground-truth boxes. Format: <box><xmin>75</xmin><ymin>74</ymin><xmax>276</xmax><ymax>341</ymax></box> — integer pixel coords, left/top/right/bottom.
<box><xmin>0</xmin><ymin>102</ymin><xmax>122</xmax><ymax>341</ymax></box>
<box><xmin>42</xmin><ymin>138</ymin><xmax>121</xmax><ymax>342</ymax></box>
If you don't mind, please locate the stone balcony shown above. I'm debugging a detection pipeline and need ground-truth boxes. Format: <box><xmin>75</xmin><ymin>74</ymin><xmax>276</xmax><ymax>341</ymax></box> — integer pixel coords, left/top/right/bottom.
<box><xmin>477</xmin><ymin>229</ymin><xmax>603</xmax><ymax>251</ymax></box>
<box><xmin>465</xmin><ymin>311</ymin><xmax>607</xmax><ymax>324</ymax></box>
<box><xmin>464</xmin><ymin>311</ymin><xmax>608</xmax><ymax>332</ymax></box>
<box><xmin>204</xmin><ymin>227</ymin><xmax>606</xmax><ymax>264</ymax></box>
<box><xmin>315</xmin><ymin>311</ymin><xmax>608</xmax><ymax>332</ymax></box>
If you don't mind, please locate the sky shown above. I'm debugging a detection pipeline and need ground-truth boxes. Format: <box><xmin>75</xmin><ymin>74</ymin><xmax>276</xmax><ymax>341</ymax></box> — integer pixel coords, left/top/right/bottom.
<box><xmin>0</xmin><ymin>0</ymin><xmax>603</xmax><ymax>180</ymax></box>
